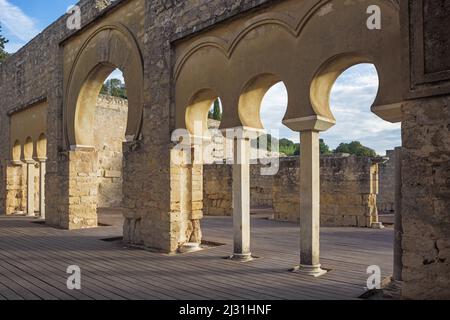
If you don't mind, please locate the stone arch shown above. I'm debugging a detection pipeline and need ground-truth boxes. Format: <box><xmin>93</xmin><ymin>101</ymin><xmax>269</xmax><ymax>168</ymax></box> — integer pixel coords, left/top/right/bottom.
<box><xmin>175</xmin><ymin>0</ymin><xmax>402</xmax><ymax>132</ymax></box>
<box><xmin>36</xmin><ymin>133</ymin><xmax>47</xmax><ymax>159</ymax></box>
<box><xmin>238</xmin><ymin>73</ymin><xmax>283</xmax><ymax>129</ymax></box>
<box><xmin>65</xmin><ymin>24</ymin><xmax>144</xmax><ymax>147</ymax></box>
<box><xmin>185</xmin><ymin>88</ymin><xmax>220</xmax><ymax>135</ymax></box>
<box><xmin>23</xmin><ymin>137</ymin><xmax>34</xmax><ymax>161</ymax></box>
<box><xmin>12</xmin><ymin>140</ymin><xmax>22</xmax><ymax>162</ymax></box>
<box><xmin>309</xmin><ymin>53</ymin><xmax>373</xmax><ymax>125</ymax></box>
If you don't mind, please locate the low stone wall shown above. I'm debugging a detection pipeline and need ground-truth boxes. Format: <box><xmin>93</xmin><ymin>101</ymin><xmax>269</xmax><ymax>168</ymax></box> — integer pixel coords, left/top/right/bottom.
<box><xmin>203</xmin><ymin>164</ymin><xmax>232</xmax><ymax>216</ymax></box>
<box><xmin>378</xmin><ymin>149</ymin><xmax>396</xmax><ymax>213</ymax></box>
<box><xmin>203</xmin><ymin>155</ymin><xmax>379</xmax><ymax>227</ymax></box>
<box><xmin>272</xmin><ymin>156</ymin><xmax>378</xmax><ymax>227</ymax></box>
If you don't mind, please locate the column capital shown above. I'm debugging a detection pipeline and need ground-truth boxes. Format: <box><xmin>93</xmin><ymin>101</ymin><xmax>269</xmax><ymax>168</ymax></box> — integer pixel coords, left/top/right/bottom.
<box><xmin>70</xmin><ymin>145</ymin><xmax>96</xmax><ymax>152</ymax></box>
<box><xmin>10</xmin><ymin>160</ymin><xmax>24</xmax><ymax>166</ymax></box>
<box><xmin>23</xmin><ymin>159</ymin><xmax>36</xmax><ymax>164</ymax></box>
<box><xmin>220</xmin><ymin>126</ymin><xmax>265</xmax><ymax>140</ymax></box>
<box><xmin>283</xmin><ymin>115</ymin><xmax>335</xmax><ymax>132</ymax></box>
<box><xmin>35</xmin><ymin>157</ymin><xmax>47</xmax><ymax>162</ymax></box>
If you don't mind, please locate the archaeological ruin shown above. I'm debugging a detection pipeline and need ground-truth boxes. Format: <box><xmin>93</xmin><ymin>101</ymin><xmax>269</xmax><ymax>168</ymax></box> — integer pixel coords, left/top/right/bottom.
<box><xmin>0</xmin><ymin>0</ymin><xmax>449</xmax><ymax>300</ymax></box>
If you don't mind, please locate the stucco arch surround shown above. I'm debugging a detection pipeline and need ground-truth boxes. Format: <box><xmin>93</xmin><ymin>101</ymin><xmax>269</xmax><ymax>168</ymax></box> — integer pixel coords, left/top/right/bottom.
<box><xmin>64</xmin><ymin>23</ymin><xmax>144</xmax><ymax>147</ymax></box>
<box><xmin>174</xmin><ymin>0</ymin><xmax>402</xmax><ymax>132</ymax></box>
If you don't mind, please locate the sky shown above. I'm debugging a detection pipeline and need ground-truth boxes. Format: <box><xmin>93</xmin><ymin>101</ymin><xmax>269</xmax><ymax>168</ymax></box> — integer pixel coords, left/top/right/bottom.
<box><xmin>260</xmin><ymin>64</ymin><xmax>401</xmax><ymax>155</ymax></box>
<box><xmin>0</xmin><ymin>1</ymin><xmax>401</xmax><ymax>155</ymax></box>
<box><xmin>0</xmin><ymin>0</ymin><xmax>75</xmax><ymax>53</ymax></box>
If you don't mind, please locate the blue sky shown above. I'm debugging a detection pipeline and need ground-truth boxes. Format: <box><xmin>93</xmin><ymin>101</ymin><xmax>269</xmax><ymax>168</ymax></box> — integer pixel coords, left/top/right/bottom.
<box><xmin>0</xmin><ymin>0</ymin><xmax>75</xmax><ymax>52</ymax></box>
<box><xmin>0</xmin><ymin>1</ymin><xmax>401</xmax><ymax>155</ymax></box>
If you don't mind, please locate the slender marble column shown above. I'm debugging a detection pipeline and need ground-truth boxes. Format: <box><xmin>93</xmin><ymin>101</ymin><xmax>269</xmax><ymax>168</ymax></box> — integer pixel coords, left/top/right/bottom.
<box><xmin>37</xmin><ymin>158</ymin><xmax>46</xmax><ymax>219</ymax></box>
<box><xmin>295</xmin><ymin>130</ymin><xmax>326</xmax><ymax>277</ymax></box>
<box><xmin>231</xmin><ymin>134</ymin><xmax>252</xmax><ymax>261</ymax></box>
<box><xmin>25</xmin><ymin>160</ymin><xmax>36</xmax><ymax>217</ymax></box>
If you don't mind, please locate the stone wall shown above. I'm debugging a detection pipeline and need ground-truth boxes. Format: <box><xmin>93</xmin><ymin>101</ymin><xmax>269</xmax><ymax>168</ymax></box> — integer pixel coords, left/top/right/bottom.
<box><xmin>5</xmin><ymin>164</ymin><xmax>25</xmax><ymax>215</ymax></box>
<box><xmin>378</xmin><ymin>150</ymin><xmax>396</xmax><ymax>213</ymax></box>
<box><xmin>94</xmin><ymin>95</ymin><xmax>128</xmax><ymax>208</ymax></box>
<box><xmin>203</xmin><ymin>164</ymin><xmax>232</xmax><ymax>216</ymax></box>
<box><xmin>401</xmin><ymin>96</ymin><xmax>450</xmax><ymax>299</ymax></box>
<box><xmin>203</xmin><ymin>155</ymin><xmax>379</xmax><ymax>227</ymax></box>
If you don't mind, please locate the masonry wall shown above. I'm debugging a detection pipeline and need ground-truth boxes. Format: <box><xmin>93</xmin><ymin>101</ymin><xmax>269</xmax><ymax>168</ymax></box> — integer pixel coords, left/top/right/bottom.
<box><xmin>378</xmin><ymin>150</ymin><xmax>396</xmax><ymax>213</ymax></box>
<box><xmin>203</xmin><ymin>156</ymin><xmax>379</xmax><ymax>227</ymax></box>
<box><xmin>94</xmin><ymin>95</ymin><xmax>127</xmax><ymax>208</ymax></box>
<box><xmin>5</xmin><ymin>164</ymin><xmax>25</xmax><ymax>215</ymax></box>
<box><xmin>401</xmin><ymin>96</ymin><xmax>450</xmax><ymax>299</ymax></box>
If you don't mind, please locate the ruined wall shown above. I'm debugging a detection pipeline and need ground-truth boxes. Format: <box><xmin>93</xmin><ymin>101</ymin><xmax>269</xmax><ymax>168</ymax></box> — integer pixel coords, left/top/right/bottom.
<box><xmin>401</xmin><ymin>96</ymin><xmax>450</xmax><ymax>299</ymax></box>
<box><xmin>5</xmin><ymin>164</ymin><xmax>25</xmax><ymax>215</ymax></box>
<box><xmin>203</xmin><ymin>164</ymin><xmax>232</xmax><ymax>216</ymax></box>
<box><xmin>94</xmin><ymin>95</ymin><xmax>127</xmax><ymax>208</ymax></box>
<box><xmin>274</xmin><ymin>156</ymin><xmax>378</xmax><ymax>227</ymax></box>
<box><xmin>203</xmin><ymin>156</ymin><xmax>379</xmax><ymax>227</ymax></box>
<box><xmin>378</xmin><ymin>150</ymin><xmax>396</xmax><ymax>213</ymax></box>
<box><xmin>203</xmin><ymin>164</ymin><xmax>272</xmax><ymax>216</ymax></box>
<box><xmin>399</xmin><ymin>1</ymin><xmax>450</xmax><ymax>299</ymax></box>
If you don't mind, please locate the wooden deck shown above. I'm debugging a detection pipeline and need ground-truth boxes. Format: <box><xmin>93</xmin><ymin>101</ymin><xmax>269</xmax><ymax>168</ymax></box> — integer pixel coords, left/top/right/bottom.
<box><xmin>0</xmin><ymin>213</ymin><xmax>393</xmax><ymax>300</ymax></box>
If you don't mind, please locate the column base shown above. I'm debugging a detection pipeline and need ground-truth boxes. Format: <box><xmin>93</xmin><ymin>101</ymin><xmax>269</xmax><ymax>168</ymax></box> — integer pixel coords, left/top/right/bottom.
<box><xmin>229</xmin><ymin>253</ymin><xmax>254</xmax><ymax>262</ymax></box>
<box><xmin>178</xmin><ymin>242</ymin><xmax>202</xmax><ymax>254</ymax></box>
<box><xmin>292</xmin><ymin>264</ymin><xmax>328</xmax><ymax>277</ymax></box>
<box><xmin>371</xmin><ymin>222</ymin><xmax>385</xmax><ymax>229</ymax></box>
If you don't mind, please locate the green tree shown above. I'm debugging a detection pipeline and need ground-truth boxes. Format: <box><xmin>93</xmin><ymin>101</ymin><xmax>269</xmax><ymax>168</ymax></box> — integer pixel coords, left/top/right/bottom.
<box><xmin>278</xmin><ymin>138</ymin><xmax>300</xmax><ymax>156</ymax></box>
<box><xmin>334</xmin><ymin>141</ymin><xmax>376</xmax><ymax>157</ymax></box>
<box><xmin>319</xmin><ymin>139</ymin><xmax>331</xmax><ymax>155</ymax></box>
<box><xmin>208</xmin><ymin>99</ymin><xmax>222</xmax><ymax>121</ymax></box>
<box><xmin>100</xmin><ymin>78</ymin><xmax>127</xmax><ymax>99</ymax></box>
<box><xmin>0</xmin><ymin>24</ymin><xmax>9</xmax><ymax>62</ymax></box>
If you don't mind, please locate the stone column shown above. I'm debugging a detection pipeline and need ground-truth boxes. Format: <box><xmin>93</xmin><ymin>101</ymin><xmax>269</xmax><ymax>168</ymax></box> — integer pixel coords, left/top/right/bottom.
<box><xmin>393</xmin><ymin>147</ymin><xmax>403</xmax><ymax>281</ymax></box>
<box><xmin>296</xmin><ymin>130</ymin><xmax>326</xmax><ymax>277</ymax></box>
<box><xmin>231</xmin><ymin>131</ymin><xmax>252</xmax><ymax>261</ymax></box>
<box><xmin>37</xmin><ymin>158</ymin><xmax>46</xmax><ymax>219</ymax></box>
<box><xmin>25</xmin><ymin>160</ymin><xmax>36</xmax><ymax>217</ymax></box>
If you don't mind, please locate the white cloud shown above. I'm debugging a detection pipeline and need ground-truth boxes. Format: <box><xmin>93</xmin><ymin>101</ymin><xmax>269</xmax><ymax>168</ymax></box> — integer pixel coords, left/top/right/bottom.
<box><xmin>107</xmin><ymin>69</ymin><xmax>125</xmax><ymax>82</ymax></box>
<box><xmin>0</xmin><ymin>0</ymin><xmax>40</xmax><ymax>42</ymax></box>
<box><xmin>259</xmin><ymin>64</ymin><xmax>401</xmax><ymax>155</ymax></box>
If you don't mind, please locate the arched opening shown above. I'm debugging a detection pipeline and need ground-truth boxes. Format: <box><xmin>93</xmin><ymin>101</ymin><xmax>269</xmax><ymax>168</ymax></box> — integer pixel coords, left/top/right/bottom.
<box><xmin>254</xmin><ymin>82</ymin><xmax>292</xmax><ymax>219</ymax></box>
<box><xmin>65</xmin><ymin>26</ymin><xmax>144</xmax><ymax>148</ymax></box>
<box><xmin>185</xmin><ymin>88</ymin><xmax>219</xmax><ymax>137</ymax></box>
<box><xmin>89</xmin><ymin>68</ymin><xmax>129</xmax><ymax>228</ymax></box>
<box><xmin>175</xmin><ymin>89</ymin><xmax>225</xmax><ymax>249</ymax></box>
<box><xmin>6</xmin><ymin>140</ymin><xmax>26</xmax><ymax>216</ymax></box>
<box><xmin>23</xmin><ymin>137</ymin><xmax>34</xmax><ymax>161</ymax></box>
<box><xmin>308</xmin><ymin>61</ymin><xmax>401</xmax><ymax>279</ymax></box>
<box><xmin>12</xmin><ymin>140</ymin><xmax>21</xmax><ymax>162</ymax></box>
<box><xmin>326</xmin><ymin>63</ymin><xmax>401</xmax><ymax>222</ymax></box>
<box><xmin>60</xmin><ymin>25</ymin><xmax>144</xmax><ymax>231</ymax></box>
<box><xmin>36</xmin><ymin>134</ymin><xmax>47</xmax><ymax>159</ymax></box>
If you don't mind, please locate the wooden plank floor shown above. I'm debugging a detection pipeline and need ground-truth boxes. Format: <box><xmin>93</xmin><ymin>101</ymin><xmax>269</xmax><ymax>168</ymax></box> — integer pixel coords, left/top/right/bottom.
<box><xmin>0</xmin><ymin>213</ymin><xmax>393</xmax><ymax>300</ymax></box>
